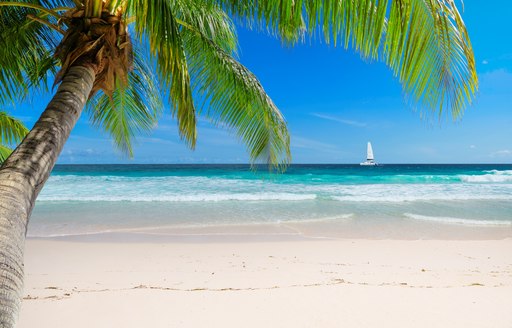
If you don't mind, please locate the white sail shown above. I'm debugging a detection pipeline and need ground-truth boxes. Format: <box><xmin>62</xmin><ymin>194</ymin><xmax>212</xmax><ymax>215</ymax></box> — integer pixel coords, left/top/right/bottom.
<box><xmin>360</xmin><ymin>142</ymin><xmax>377</xmax><ymax>166</ymax></box>
<box><xmin>367</xmin><ymin>142</ymin><xmax>374</xmax><ymax>161</ymax></box>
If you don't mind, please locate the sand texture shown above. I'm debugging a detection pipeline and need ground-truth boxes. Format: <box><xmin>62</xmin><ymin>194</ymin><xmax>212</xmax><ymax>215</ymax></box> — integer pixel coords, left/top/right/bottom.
<box><xmin>19</xmin><ymin>238</ymin><xmax>512</xmax><ymax>327</ymax></box>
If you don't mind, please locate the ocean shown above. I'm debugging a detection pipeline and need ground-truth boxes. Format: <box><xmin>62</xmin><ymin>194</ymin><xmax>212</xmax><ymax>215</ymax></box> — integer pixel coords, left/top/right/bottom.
<box><xmin>29</xmin><ymin>164</ymin><xmax>512</xmax><ymax>240</ymax></box>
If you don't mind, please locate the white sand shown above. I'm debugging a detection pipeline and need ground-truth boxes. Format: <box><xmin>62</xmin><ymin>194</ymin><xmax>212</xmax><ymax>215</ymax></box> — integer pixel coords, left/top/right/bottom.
<box><xmin>19</xmin><ymin>238</ymin><xmax>512</xmax><ymax>327</ymax></box>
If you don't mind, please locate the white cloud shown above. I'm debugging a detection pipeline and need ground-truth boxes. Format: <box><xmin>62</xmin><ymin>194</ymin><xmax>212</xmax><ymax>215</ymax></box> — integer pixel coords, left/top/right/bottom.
<box><xmin>490</xmin><ymin>150</ymin><xmax>512</xmax><ymax>157</ymax></box>
<box><xmin>469</xmin><ymin>145</ymin><xmax>476</xmax><ymax>149</ymax></box>
<box><xmin>482</xmin><ymin>60</ymin><xmax>489</xmax><ymax>65</ymax></box>
<box><xmin>292</xmin><ymin>136</ymin><xmax>339</xmax><ymax>154</ymax></box>
<box><xmin>138</xmin><ymin>137</ymin><xmax>180</xmax><ymax>146</ymax></box>
<box><xmin>60</xmin><ymin>148</ymin><xmax>103</xmax><ymax>158</ymax></box>
<box><xmin>311</xmin><ymin>113</ymin><xmax>367</xmax><ymax>127</ymax></box>
<box><xmin>68</xmin><ymin>135</ymin><xmax>109</xmax><ymax>142</ymax></box>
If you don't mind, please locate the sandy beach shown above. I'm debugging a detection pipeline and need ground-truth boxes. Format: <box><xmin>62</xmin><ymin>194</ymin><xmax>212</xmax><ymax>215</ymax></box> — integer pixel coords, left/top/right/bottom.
<box><xmin>19</xmin><ymin>235</ymin><xmax>512</xmax><ymax>328</ymax></box>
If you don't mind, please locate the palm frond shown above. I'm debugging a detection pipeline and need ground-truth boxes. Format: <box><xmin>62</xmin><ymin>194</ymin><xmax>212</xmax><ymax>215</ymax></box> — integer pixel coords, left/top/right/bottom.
<box><xmin>39</xmin><ymin>0</ymin><xmax>75</xmax><ymax>7</ymax></box>
<box><xmin>86</xmin><ymin>48</ymin><xmax>163</xmax><ymax>156</ymax></box>
<box><xmin>0</xmin><ymin>0</ymin><xmax>61</xmax><ymax>105</ymax></box>
<box><xmin>0</xmin><ymin>0</ymin><xmax>477</xmax><ymax>169</ymax></box>
<box><xmin>216</xmin><ymin>0</ymin><xmax>477</xmax><ymax>117</ymax></box>
<box><xmin>216</xmin><ymin>0</ymin><xmax>305</xmax><ymax>44</ymax></box>
<box><xmin>0</xmin><ymin>110</ymin><xmax>28</xmax><ymax>163</ymax></box>
<box><xmin>125</xmin><ymin>0</ymin><xmax>292</xmax><ymax>168</ymax></box>
<box><xmin>382</xmin><ymin>0</ymin><xmax>477</xmax><ymax>117</ymax></box>
<box><xmin>182</xmin><ymin>28</ymin><xmax>290</xmax><ymax>169</ymax></box>
<box><xmin>0</xmin><ymin>111</ymin><xmax>29</xmax><ymax>145</ymax></box>
<box><xmin>0</xmin><ymin>144</ymin><xmax>12</xmax><ymax>163</ymax></box>
<box><xmin>127</xmin><ymin>0</ymin><xmax>196</xmax><ymax>147</ymax></box>
<box><xmin>170</xmin><ymin>0</ymin><xmax>238</xmax><ymax>53</ymax></box>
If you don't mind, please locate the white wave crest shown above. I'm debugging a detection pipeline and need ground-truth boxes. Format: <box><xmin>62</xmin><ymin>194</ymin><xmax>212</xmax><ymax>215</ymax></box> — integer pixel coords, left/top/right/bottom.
<box><xmin>37</xmin><ymin>193</ymin><xmax>317</xmax><ymax>202</ymax></box>
<box><xmin>403</xmin><ymin>213</ymin><xmax>512</xmax><ymax>226</ymax></box>
<box><xmin>484</xmin><ymin>170</ymin><xmax>512</xmax><ymax>175</ymax></box>
<box><xmin>459</xmin><ymin>175</ymin><xmax>512</xmax><ymax>183</ymax></box>
<box><xmin>330</xmin><ymin>182</ymin><xmax>512</xmax><ymax>202</ymax></box>
<box><xmin>460</xmin><ymin>170</ymin><xmax>512</xmax><ymax>183</ymax></box>
<box><xmin>332</xmin><ymin>194</ymin><xmax>512</xmax><ymax>202</ymax></box>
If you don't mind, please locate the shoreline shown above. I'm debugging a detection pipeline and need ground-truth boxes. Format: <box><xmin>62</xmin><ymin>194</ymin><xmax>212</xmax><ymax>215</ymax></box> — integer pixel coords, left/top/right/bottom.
<box><xmin>27</xmin><ymin>218</ymin><xmax>512</xmax><ymax>242</ymax></box>
<box><xmin>20</xmin><ymin>238</ymin><xmax>512</xmax><ymax>327</ymax></box>
<box><xmin>27</xmin><ymin>232</ymin><xmax>512</xmax><ymax>243</ymax></box>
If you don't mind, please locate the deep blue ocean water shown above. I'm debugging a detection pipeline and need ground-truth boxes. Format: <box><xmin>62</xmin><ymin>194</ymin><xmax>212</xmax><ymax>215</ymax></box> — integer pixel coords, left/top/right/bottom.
<box><xmin>29</xmin><ymin>164</ymin><xmax>512</xmax><ymax>239</ymax></box>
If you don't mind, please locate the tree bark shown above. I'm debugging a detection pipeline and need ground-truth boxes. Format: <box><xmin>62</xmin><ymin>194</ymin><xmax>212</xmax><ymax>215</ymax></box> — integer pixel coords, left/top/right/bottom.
<box><xmin>0</xmin><ymin>65</ymin><xmax>95</xmax><ymax>327</ymax></box>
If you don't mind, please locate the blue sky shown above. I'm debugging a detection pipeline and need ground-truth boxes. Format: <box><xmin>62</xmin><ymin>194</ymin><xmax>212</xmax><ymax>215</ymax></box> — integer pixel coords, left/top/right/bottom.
<box><xmin>10</xmin><ymin>0</ymin><xmax>512</xmax><ymax>164</ymax></box>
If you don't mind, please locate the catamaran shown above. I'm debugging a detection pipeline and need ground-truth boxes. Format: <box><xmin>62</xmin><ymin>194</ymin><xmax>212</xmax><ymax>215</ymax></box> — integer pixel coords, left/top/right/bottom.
<box><xmin>360</xmin><ymin>142</ymin><xmax>377</xmax><ymax>166</ymax></box>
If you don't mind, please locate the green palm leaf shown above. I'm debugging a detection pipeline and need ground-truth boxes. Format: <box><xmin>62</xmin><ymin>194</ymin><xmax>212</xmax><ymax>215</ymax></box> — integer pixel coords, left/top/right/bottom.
<box><xmin>0</xmin><ymin>111</ymin><xmax>29</xmax><ymax>163</ymax></box>
<box><xmin>0</xmin><ymin>0</ymin><xmax>477</xmax><ymax>168</ymax></box>
<box><xmin>0</xmin><ymin>0</ymin><xmax>61</xmax><ymax>105</ymax></box>
<box><xmin>217</xmin><ymin>0</ymin><xmax>305</xmax><ymax>44</ymax></box>
<box><xmin>182</xmin><ymin>28</ymin><xmax>290</xmax><ymax>169</ymax></box>
<box><xmin>0</xmin><ymin>144</ymin><xmax>11</xmax><ymax>163</ymax></box>
<box><xmin>217</xmin><ymin>0</ymin><xmax>477</xmax><ymax>117</ymax></box>
<box><xmin>0</xmin><ymin>111</ymin><xmax>29</xmax><ymax>145</ymax></box>
<box><xmin>127</xmin><ymin>0</ymin><xmax>291</xmax><ymax>168</ymax></box>
<box><xmin>128</xmin><ymin>0</ymin><xmax>197</xmax><ymax>147</ymax></box>
<box><xmin>86</xmin><ymin>49</ymin><xmax>163</xmax><ymax>157</ymax></box>
<box><xmin>170</xmin><ymin>0</ymin><xmax>238</xmax><ymax>53</ymax></box>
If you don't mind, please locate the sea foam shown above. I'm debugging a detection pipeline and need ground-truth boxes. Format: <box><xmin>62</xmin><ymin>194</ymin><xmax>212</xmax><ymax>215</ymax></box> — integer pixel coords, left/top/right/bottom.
<box><xmin>459</xmin><ymin>170</ymin><xmax>512</xmax><ymax>183</ymax></box>
<box><xmin>403</xmin><ymin>213</ymin><xmax>512</xmax><ymax>226</ymax></box>
<box><xmin>38</xmin><ymin>192</ymin><xmax>317</xmax><ymax>202</ymax></box>
<box><xmin>29</xmin><ymin>165</ymin><xmax>512</xmax><ymax>238</ymax></box>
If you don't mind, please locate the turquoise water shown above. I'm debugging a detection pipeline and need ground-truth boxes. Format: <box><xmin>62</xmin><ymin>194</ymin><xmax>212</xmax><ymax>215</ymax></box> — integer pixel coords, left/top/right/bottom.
<box><xmin>29</xmin><ymin>164</ymin><xmax>512</xmax><ymax>239</ymax></box>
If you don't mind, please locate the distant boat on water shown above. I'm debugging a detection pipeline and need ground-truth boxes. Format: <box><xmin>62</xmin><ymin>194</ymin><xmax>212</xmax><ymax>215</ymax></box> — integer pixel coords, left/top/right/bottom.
<box><xmin>360</xmin><ymin>142</ymin><xmax>378</xmax><ymax>166</ymax></box>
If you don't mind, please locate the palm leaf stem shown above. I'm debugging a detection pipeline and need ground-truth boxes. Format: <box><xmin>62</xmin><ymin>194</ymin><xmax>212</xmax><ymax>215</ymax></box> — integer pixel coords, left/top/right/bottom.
<box><xmin>26</xmin><ymin>14</ymin><xmax>64</xmax><ymax>34</ymax></box>
<box><xmin>0</xmin><ymin>2</ymin><xmax>64</xmax><ymax>19</ymax></box>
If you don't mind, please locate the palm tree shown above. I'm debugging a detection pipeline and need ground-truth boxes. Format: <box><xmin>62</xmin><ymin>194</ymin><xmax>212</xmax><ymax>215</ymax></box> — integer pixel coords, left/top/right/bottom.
<box><xmin>0</xmin><ymin>0</ymin><xmax>477</xmax><ymax>326</ymax></box>
<box><xmin>0</xmin><ymin>111</ymin><xmax>29</xmax><ymax>163</ymax></box>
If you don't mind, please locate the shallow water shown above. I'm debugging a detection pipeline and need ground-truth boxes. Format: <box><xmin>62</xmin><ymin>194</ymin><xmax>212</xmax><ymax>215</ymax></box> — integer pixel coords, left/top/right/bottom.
<box><xmin>29</xmin><ymin>164</ymin><xmax>512</xmax><ymax>239</ymax></box>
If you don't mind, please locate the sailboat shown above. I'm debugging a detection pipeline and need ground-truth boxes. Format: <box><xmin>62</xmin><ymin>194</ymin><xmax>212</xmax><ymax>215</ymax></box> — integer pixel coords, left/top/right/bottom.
<box><xmin>360</xmin><ymin>142</ymin><xmax>377</xmax><ymax>166</ymax></box>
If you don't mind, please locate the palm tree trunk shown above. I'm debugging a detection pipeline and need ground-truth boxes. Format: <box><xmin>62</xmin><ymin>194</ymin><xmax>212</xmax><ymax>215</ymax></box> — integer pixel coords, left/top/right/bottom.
<box><xmin>0</xmin><ymin>65</ymin><xmax>95</xmax><ymax>327</ymax></box>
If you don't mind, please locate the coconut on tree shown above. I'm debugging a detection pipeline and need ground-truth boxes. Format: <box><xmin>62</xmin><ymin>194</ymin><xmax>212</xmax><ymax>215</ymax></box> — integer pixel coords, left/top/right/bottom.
<box><xmin>0</xmin><ymin>0</ymin><xmax>476</xmax><ymax>326</ymax></box>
